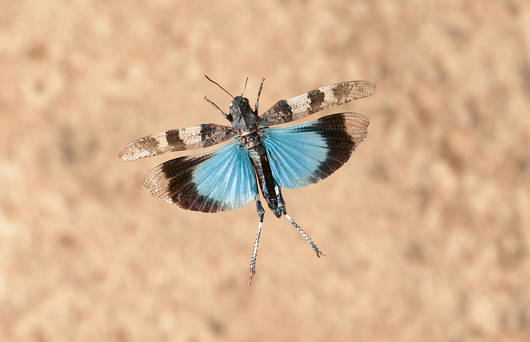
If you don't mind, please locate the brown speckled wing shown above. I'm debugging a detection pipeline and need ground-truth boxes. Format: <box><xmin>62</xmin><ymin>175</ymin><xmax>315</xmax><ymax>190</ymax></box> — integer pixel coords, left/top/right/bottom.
<box><xmin>119</xmin><ymin>124</ymin><xmax>235</xmax><ymax>161</ymax></box>
<box><xmin>259</xmin><ymin>80</ymin><xmax>376</xmax><ymax>127</ymax></box>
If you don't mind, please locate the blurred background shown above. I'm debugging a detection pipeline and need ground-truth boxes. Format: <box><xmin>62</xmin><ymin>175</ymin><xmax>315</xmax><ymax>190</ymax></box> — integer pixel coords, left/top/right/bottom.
<box><xmin>1</xmin><ymin>1</ymin><xmax>529</xmax><ymax>341</ymax></box>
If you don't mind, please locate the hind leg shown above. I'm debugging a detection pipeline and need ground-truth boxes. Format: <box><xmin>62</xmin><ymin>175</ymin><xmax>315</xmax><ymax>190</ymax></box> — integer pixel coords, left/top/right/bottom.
<box><xmin>274</xmin><ymin>186</ymin><xmax>324</xmax><ymax>257</ymax></box>
<box><xmin>248</xmin><ymin>193</ymin><xmax>265</xmax><ymax>284</ymax></box>
<box><xmin>284</xmin><ymin>213</ymin><xmax>325</xmax><ymax>257</ymax></box>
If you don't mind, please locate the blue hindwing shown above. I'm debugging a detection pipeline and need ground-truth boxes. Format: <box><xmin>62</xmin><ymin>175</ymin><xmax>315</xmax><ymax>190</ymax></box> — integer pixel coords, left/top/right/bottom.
<box><xmin>144</xmin><ymin>141</ymin><xmax>258</xmax><ymax>212</ymax></box>
<box><xmin>261</xmin><ymin>113</ymin><xmax>369</xmax><ymax>189</ymax></box>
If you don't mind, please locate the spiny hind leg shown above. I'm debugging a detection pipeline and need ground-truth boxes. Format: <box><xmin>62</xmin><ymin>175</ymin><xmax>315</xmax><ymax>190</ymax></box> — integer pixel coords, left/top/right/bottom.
<box><xmin>274</xmin><ymin>186</ymin><xmax>324</xmax><ymax>257</ymax></box>
<box><xmin>249</xmin><ymin>193</ymin><xmax>265</xmax><ymax>284</ymax></box>
<box><xmin>284</xmin><ymin>213</ymin><xmax>325</xmax><ymax>257</ymax></box>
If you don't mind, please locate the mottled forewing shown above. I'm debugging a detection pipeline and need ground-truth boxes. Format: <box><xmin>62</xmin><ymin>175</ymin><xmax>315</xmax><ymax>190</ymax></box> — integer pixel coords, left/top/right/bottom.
<box><xmin>143</xmin><ymin>141</ymin><xmax>258</xmax><ymax>213</ymax></box>
<box><xmin>259</xmin><ymin>81</ymin><xmax>375</xmax><ymax>127</ymax></box>
<box><xmin>262</xmin><ymin>113</ymin><xmax>369</xmax><ymax>189</ymax></box>
<box><xmin>119</xmin><ymin>124</ymin><xmax>235</xmax><ymax>161</ymax></box>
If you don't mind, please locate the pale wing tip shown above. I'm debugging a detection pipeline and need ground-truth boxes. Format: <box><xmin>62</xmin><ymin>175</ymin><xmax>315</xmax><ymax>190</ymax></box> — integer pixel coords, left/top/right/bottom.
<box><xmin>118</xmin><ymin>144</ymin><xmax>149</xmax><ymax>161</ymax></box>
<box><xmin>118</xmin><ymin>145</ymin><xmax>134</xmax><ymax>161</ymax></box>
<box><xmin>347</xmin><ymin>113</ymin><xmax>370</xmax><ymax>133</ymax></box>
<box><xmin>342</xmin><ymin>112</ymin><xmax>370</xmax><ymax>124</ymax></box>
<box><xmin>355</xmin><ymin>80</ymin><xmax>377</xmax><ymax>96</ymax></box>
<box><xmin>118</xmin><ymin>147</ymin><xmax>127</xmax><ymax>161</ymax></box>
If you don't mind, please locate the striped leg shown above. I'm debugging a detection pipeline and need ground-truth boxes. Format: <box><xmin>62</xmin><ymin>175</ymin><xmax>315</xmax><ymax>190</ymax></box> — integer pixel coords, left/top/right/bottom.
<box><xmin>284</xmin><ymin>214</ymin><xmax>325</xmax><ymax>257</ymax></box>
<box><xmin>249</xmin><ymin>194</ymin><xmax>265</xmax><ymax>284</ymax></box>
<box><xmin>274</xmin><ymin>185</ymin><xmax>324</xmax><ymax>257</ymax></box>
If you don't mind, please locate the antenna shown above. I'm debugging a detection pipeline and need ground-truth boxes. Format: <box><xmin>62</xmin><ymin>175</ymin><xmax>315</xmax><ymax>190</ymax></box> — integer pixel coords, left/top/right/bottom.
<box><xmin>204</xmin><ymin>75</ymin><xmax>234</xmax><ymax>99</ymax></box>
<box><xmin>241</xmin><ymin>77</ymin><xmax>249</xmax><ymax>96</ymax></box>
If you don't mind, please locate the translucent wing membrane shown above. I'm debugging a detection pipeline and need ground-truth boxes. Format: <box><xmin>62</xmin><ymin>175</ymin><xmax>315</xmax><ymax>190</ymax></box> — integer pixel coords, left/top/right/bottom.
<box><xmin>144</xmin><ymin>141</ymin><xmax>258</xmax><ymax>213</ymax></box>
<box><xmin>259</xmin><ymin>80</ymin><xmax>375</xmax><ymax>127</ymax></box>
<box><xmin>119</xmin><ymin>124</ymin><xmax>235</xmax><ymax>161</ymax></box>
<box><xmin>262</xmin><ymin>113</ymin><xmax>369</xmax><ymax>189</ymax></box>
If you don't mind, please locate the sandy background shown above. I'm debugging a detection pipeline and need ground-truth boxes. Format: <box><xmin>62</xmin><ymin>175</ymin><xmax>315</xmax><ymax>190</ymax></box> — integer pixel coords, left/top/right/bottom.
<box><xmin>1</xmin><ymin>1</ymin><xmax>530</xmax><ymax>341</ymax></box>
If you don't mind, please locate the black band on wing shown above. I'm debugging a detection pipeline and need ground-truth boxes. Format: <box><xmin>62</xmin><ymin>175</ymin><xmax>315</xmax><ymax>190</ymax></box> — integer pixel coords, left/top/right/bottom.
<box><xmin>160</xmin><ymin>155</ymin><xmax>225</xmax><ymax>212</ymax></box>
<box><xmin>262</xmin><ymin>113</ymin><xmax>369</xmax><ymax>189</ymax></box>
<box><xmin>314</xmin><ymin>114</ymin><xmax>356</xmax><ymax>177</ymax></box>
<box><xmin>143</xmin><ymin>141</ymin><xmax>258</xmax><ymax>213</ymax></box>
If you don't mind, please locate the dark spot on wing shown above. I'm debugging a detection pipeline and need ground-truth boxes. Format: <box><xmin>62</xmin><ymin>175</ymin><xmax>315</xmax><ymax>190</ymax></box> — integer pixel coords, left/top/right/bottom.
<box><xmin>199</xmin><ymin>124</ymin><xmax>223</xmax><ymax>148</ymax></box>
<box><xmin>307</xmin><ymin>89</ymin><xmax>325</xmax><ymax>113</ymax></box>
<box><xmin>165</xmin><ymin>129</ymin><xmax>184</xmax><ymax>147</ymax></box>
<box><xmin>200</xmin><ymin>124</ymin><xmax>210</xmax><ymax>142</ymax></box>
<box><xmin>276</xmin><ymin>99</ymin><xmax>293</xmax><ymax>115</ymax></box>
<box><xmin>332</xmin><ymin>82</ymin><xmax>354</xmax><ymax>103</ymax></box>
<box><xmin>263</xmin><ymin>99</ymin><xmax>293</xmax><ymax>125</ymax></box>
<box><xmin>141</xmin><ymin>136</ymin><xmax>161</xmax><ymax>153</ymax></box>
<box><xmin>274</xmin><ymin>100</ymin><xmax>293</xmax><ymax>116</ymax></box>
